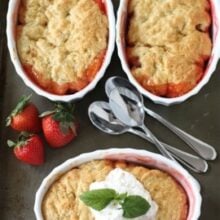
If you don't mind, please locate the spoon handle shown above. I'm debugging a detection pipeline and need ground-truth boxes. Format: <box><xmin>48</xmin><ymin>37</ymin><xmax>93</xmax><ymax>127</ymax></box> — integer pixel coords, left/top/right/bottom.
<box><xmin>129</xmin><ymin>129</ymin><xmax>208</xmax><ymax>173</ymax></box>
<box><xmin>140</xmin><ymin>124</ymin><xmax>177</xmax><ymax>162</ymax></box>
<box><xmin>144</xmin><ymin>107</ymin><xmax>217</xmax><ymax>160</ymax></box>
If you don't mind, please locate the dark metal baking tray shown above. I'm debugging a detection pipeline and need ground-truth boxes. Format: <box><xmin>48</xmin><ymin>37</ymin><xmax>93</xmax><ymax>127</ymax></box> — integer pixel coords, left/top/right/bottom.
<box><xmin>0</xmin><ymin>1</ymin><xmax>220</xmax><ymax>219</ymax></box>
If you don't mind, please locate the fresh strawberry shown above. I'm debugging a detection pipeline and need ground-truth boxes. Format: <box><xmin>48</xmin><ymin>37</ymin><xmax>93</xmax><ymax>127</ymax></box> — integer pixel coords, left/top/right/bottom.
<box><xmin>7</xmin><ymin>133</ymin><xmax>44</xmax><ymax>165</ymax></box>
<box><xmin>6</xmin><ymin>95</ymin><xmax>41</xmax><ymax>133</ymax></box>
<box><xmin>41</xmin><ymin>103</ymin><xmax>78</xmax><ymax>148</ymax></box>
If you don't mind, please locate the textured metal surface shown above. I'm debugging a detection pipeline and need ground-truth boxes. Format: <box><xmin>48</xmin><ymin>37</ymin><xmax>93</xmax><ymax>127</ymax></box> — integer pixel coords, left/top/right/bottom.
<box><xmin>0</xmin><ymin>1</ymin><xmax>220</xmax><ymax>219</ymax></box>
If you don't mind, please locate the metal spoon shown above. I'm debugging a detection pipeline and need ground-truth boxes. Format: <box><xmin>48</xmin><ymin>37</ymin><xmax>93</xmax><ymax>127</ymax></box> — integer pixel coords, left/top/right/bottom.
<box><xmin>105</xmin><ymin>76</ymin><xmax>217</xmax><ymax>160</ymax></box>
<box><xmin>109</xmin><ymin>88</ymin><xmax>178</xmax><ymax>162</ymax></box>
<box><xmin>88</xmin><ymin>101</ymin><xmax>208</xmax><ymax>173</ymax></box>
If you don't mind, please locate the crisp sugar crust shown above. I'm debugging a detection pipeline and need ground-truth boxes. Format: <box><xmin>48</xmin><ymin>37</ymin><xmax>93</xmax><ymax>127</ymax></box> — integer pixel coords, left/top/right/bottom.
<box><xmin>16</xmin><ymin>0</ymin><xmax>108</xmax><ymax>95</ymax></box>
<box><xmin>126</xmin><ymin>0</ymin><xmax>212</xmax><ymax>97</ymax></box>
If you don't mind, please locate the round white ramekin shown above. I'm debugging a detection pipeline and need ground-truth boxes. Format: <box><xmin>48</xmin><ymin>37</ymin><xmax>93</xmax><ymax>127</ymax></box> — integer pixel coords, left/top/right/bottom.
<box><xmin>34</xmin><ymin>148</ymin><xmax>201</xmax><ymax>220</ymax></box>
<box><xmin>116</xmin><ymin>0</ymin><xmax>220</xmax><ymax>106</ymax></box>
<box><xmin>7</xmin><ymin>0</ymin><xmax>115</xmax><ymax>102</ymax></box>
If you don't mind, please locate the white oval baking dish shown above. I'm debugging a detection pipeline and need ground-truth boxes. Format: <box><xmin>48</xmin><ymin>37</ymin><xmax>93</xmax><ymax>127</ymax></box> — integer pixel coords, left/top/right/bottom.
<box><xmin>34</xmin><ymin>148</ymin><xmax>202</xmax><ymax>220</ymax></box>
<box><xmin>116</xmin><ymin>0</ymin><xmax>220</xmax><ymax>106</ymax></box>
<box><xmin>7</xmin><ymin>0</ymin><xmax>115</xmax><ymax>102</ymax></box>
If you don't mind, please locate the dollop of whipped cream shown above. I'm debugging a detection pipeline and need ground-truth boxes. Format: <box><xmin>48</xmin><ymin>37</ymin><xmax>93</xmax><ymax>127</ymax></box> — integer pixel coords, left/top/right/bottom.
<box><xmin>89</xmin><ymin>168</ymin><xmax>158</xmax><ymax>220</ymax></box>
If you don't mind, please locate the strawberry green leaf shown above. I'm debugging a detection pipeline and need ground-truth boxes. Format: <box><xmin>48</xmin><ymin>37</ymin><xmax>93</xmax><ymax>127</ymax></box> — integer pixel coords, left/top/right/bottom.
<box><xmin>7</xmin><ymin>133</ymin><xmax>32</xmax><ymax>149</ymax></box>
<box><xmin>50</xmin><ymin>102</ymin><xmax>76</xmax><ymax>133</ymax></box>
<box><xmin>39</xmin><ymin>110</ymin><xmax>55</xmax><ymax>118</ymax></box>
<box><xmin>5</xmin><ymin>117</ymin><xmax>12</xmax><ymax>127</ymax></box>
<box><xmin>18</xmin><ymin>132</ymin><xmax>32</xmax><ymax>141</ymax></box>
<box><xmin>55</xmin><ymin>102</ymin><xmax>75</xmax><ymax>114</ymax></box>
<box><xmin>59</xmin><ymin>121</ymin><xmax>71</xmax><ymax>134</ymax></box>
<box><xmin>70</xmin><ymin>123</ymin><xmax>77</xmax><ymax>135</ymax></box>
<box><xmin>7</xmin><ymin>140</ymin><xmax>16</xmax><ymax>148</ymax></box>
<box><xmin>40</xmin><ymin>102</ymin><xmax>76</xmax><ymax>134</ymax></box>
<box><xmin>6</xmin><ymin>94</ymin><xmax>32</xmax><ymax>126</ymax></box>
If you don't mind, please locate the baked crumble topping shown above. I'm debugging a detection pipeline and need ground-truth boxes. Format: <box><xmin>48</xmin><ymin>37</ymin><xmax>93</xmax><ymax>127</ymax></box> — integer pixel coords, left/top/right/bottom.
<box><xmin>16</xmin><ymin>0</ymin><xmax>108</xmax><ymax>95</ymax></box>
<box><xmin>126</xmin><ymin>0</ymin><xmax>212</xmax><ymax>97</ymax></box>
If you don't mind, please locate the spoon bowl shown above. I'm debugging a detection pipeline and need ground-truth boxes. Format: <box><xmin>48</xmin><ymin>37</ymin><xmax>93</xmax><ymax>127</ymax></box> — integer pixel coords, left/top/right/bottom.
<box><xmin>88</xmin><ymin>101</ymin><xmax>128</xmax><ymax>135</ymax></box>
<box><xmin>109</xmin><ymin>88</ymin><xmax>176</xmax><ymax>161</ymax></box>
<box><xmin>105</xmin><ymin>76</ymin><xmax>143</xmax><ymax>102</ymax></box>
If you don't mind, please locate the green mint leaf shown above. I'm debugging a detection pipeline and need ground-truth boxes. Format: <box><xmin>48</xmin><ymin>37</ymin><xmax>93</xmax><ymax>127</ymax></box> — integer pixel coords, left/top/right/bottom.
<box><xmin>122</xmin><ymin>195</ymin><xmax>151</xmax><ymax>218</ymax></box>
<box><xmin>80</xmin><ymin>189</ymin><xmax>117</xmax><ymax>211</ymax></box>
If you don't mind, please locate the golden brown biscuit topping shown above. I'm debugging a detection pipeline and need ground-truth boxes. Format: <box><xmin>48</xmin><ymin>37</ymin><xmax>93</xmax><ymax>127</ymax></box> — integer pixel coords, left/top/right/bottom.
<box><xmin>126</xmin><ymin>0</ymin><xmax>212</xmax><ymax>97</ymax></box>
<box><xmin>42</xmin><ymin>160</ymin><xmax>188</xmax><ymax>220</ymax></box>
<box><xmin>16</xmin><ymin>0</ymin><xmax>108</xmax><ymax>95</ymax></box>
